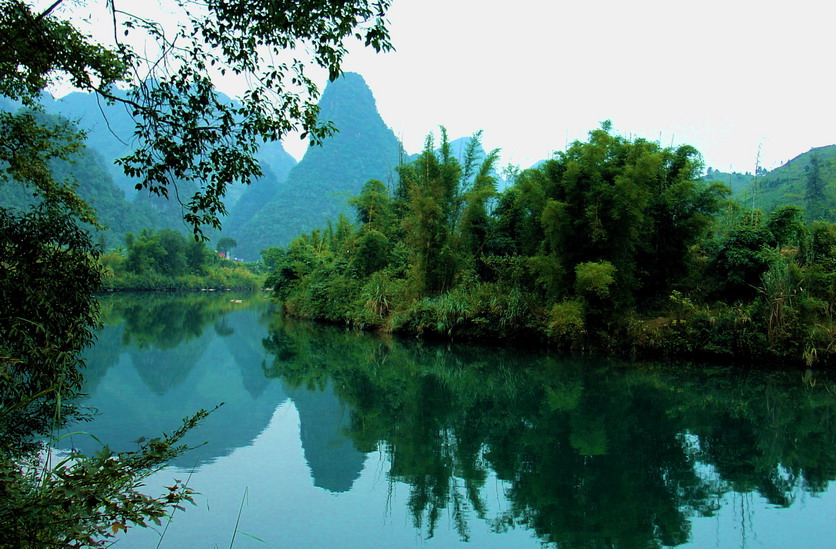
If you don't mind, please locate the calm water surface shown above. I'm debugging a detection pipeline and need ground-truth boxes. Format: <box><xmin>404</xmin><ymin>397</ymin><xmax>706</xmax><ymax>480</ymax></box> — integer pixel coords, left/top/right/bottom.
<box><xmin>61</xmin><ymin>292</ymin><xmax>836</xmax><ymax>548</ymax></box>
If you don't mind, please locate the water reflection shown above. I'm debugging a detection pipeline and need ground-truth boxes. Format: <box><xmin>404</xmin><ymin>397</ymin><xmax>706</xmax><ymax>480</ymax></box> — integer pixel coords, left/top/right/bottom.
<box><xmin>65</xmin><ymin>293</ymin><xmax>370</xmax><ymax>490</ymax></box>
<box><xmin>64</xmin><ymin>293</ymin><xmax>289</xmax><ymax>468</ymax></box>
<box><xmin>262</xmin><ymin>316</ymin><xmax>836</xmax><ymax>548</ymax></box>
<box><xmin>66</xmin><ymin>294</ymin><xmax>836</xmax><ymax>548</ymax></box>
<box><xmin>286</xmin><ymin>380</ymin><xmax>367</xmax><ymax>492</ymax></box>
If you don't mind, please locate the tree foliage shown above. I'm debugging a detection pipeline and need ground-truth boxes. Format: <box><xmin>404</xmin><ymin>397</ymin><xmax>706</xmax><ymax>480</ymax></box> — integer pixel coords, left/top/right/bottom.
<box><xmin>397</xmin><ymin>129</ymin><xmax>499</xmax><ymax>294</ymax></box>
<box><xmin>216</xmin><ymin>236</ymin><xmax>238</xmax><ymax>256</ymax></box>
<box><xmin>0</xmin><ymin>409</ymin><xmax>210</xmax><ymax>548</ymax></box>
<box><xmin>524</xmin><ymin>124</ymin><xmax>728</xmax><ymax>305</ymax></box>
<box><xmin>98</xmin><ymin>229</ymin><xmax>262</xmax><ymax>290</ymax></box>
<box><xmin>805</xmin><ymin>153</ymin><xmax>826</xmax><ymax>221</ymax></box>
<box><xmin>0</xmin><ymin>205</ymin><xmax>102</xmax><ymax>449</ymax></box>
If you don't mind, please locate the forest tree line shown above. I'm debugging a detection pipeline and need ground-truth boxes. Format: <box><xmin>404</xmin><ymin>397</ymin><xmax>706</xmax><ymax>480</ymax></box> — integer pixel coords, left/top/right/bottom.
<box><xmin>99</xmin><ymin>229</ymin><xmax>262</xmax><ymax>290</ymax></box>
<box><xmin>264</xmin><ymin>123</ymin><xmax>836</xmax><ymax>365</ymax></box>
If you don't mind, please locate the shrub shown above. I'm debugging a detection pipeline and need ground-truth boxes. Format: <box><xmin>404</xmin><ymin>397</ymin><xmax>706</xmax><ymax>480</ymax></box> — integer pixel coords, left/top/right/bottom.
<box><xmin>574</xmin><ymin>261</ymin><xmax>616</xmax><ymax>299</ymax></box>
<box><xmin>357</xmin><ymin>270</ymin><xmax>406</xmax><ymax>326</ymax></box>
<box><xmin>547</xmin><ymin>299</ymin><xmax>585</xmax><ymax>345</ymax></box>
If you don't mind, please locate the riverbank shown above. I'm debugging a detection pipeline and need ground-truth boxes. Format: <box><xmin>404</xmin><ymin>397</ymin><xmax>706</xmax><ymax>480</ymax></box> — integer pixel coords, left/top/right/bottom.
<box><xmin>101</xmin><ymin>262</ymin><xmax>264</xmax><ymax>291</ymax></box>
<box><xmin>274</xmin><ymin>285</ymin><xmax>836</xmax><ymax>368</ymax></box>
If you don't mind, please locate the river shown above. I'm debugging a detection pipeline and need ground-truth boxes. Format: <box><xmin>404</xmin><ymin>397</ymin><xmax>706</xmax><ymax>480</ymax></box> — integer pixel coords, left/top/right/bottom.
<box><xmin>59</xmin><ymin>292</ymin><xmax>836</xmax><ymax>548</ymax></box>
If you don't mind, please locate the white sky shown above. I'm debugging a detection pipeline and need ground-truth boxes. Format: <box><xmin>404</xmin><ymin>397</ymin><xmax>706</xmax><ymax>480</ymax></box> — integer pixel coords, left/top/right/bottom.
<box><xmin>50</xmin><ymin>0</ymin><xmax>836</xmax><ymax>173</ymax></box>
<box><xmin>325</xmin><ymin>0</ymin><xmax>836</xmax><ymax>172</ymax></box>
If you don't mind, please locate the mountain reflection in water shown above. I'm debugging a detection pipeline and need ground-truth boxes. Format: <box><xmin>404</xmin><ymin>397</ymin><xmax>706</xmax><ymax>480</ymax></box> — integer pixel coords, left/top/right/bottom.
<box><xmin>61</xmin><ymin>292</ymin><xmax>836</xmax><ymax>548</ymax></box>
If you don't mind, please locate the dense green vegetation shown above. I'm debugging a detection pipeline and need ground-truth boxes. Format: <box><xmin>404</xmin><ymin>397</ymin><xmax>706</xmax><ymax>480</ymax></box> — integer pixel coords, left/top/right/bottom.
<box><xmin>267</xmin><ymin>124</ymin><xmax>836</xmax><ymax>365</ymax></box>
<box><xmin>99</xmin><ymin>228</ymin><xmax>263</xmax><ymax>290</ymax></box>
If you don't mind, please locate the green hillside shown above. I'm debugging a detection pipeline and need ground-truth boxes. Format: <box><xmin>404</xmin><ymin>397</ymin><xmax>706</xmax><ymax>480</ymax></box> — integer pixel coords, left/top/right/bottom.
<box><xmin>231</xmin><ymin>72</ymin><xmax>402</xmax><ymax>260</ymax></box>
<box><xmin>222</xmin><ymin>162</ymin><xmax>284</xmax><ymax>238</ymax></box>
<box><xmin>51</xmin><ymin>147</ymin><xmax>164</xmax><ymax>246</ymax></box>
<box><xmin>701</xmin><ymin>167</ymin><xmax>754</xmax><ymax>194</ymax></box>
<box><xmin>726</xmin><ymin>145</ymin><xmax>836</xmax><ymax>220</ymax></box>
<box><xmin>220</xmin><ymin>142</ymin><xmax>298</xmax><ymax>240</ymax></box>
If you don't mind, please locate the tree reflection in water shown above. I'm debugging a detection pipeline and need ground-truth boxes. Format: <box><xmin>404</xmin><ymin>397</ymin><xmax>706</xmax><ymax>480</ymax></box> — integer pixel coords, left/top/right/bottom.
<box><xmin>262</xmin><ymin>316</ymin><xmax>836</xmax><ymax>548</ymax></box>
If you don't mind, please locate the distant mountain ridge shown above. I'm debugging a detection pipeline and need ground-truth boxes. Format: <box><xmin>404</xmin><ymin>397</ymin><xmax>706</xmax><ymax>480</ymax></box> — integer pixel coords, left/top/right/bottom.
<box><xmin>46</xmin><ymin>89</ymin><xmax>299</xmax><ymax>201</ymax></box>
<box><xmin>3</xmin><ymin>74</ymin><xmax>515</xmax><ymax>258</ymax></box>
<box><xmin>0</xmin><ymin>109</ymin><xmax>164</xmax><ymax>248</ymax></box>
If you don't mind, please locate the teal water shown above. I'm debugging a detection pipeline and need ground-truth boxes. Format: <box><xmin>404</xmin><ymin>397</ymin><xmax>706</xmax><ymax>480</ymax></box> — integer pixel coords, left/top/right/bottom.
<box><xmin>61</xmin><ymin>292</ymin><xmax>836</xmax><ymax>548</ymax></box>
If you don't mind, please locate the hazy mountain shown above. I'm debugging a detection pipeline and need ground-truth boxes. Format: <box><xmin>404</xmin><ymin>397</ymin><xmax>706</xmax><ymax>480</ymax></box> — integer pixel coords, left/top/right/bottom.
<box><xmin>220</xmin><ymin>145</ymin><xmax>297</xmax><ymax>239</ymax></box>
<box><xmin>0</xmin><ymin>91</ymin><xmax>189</xmax><ymax>236</ymax></box>
<box><xmin>221</xmin><ymin>162</ymin><xmax>284</xmax><ymax>238</ymax></box>
<box><xmin>41</xmin><ymin>90</ymin><xmax>137</xmax><ymax>198</ymax></box>
<box><xmin>256</xmin><ymin>140</ymin><xmax>298</xmax><ymax>189</ymax></box>
<box><xmin>0</xmin><ymin>95</ymin><xmax>19</xmax><ymax>112</ymax></box>
<box><xmin>0</xmin><ymin>87</ymin><xmax>294</xmax><ymax>246</ymax></box>
<box><xmin>0</xmin><ymin>108</ymin><xmax>163</xmax><ymax>247</ymax></box>
<box><xmin>231</xmin><ymin>72</ymin><xmax>402</xmax><ymax>260</ymax></box>
<box><xmin>55</xmin><ymin>147</ymin><xmax>166</xmax><ymax>246</ymax></box>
